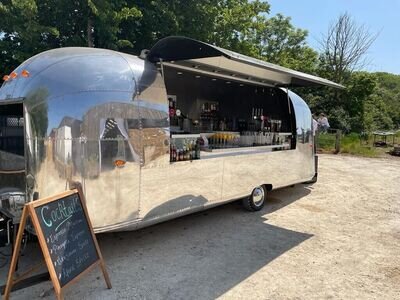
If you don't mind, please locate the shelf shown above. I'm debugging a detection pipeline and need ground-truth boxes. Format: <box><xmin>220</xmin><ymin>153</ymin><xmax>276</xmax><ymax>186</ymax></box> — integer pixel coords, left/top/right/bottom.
<box><xmin>201</xmin><ymin>143</ymin><xmax>290</xmax><ymax>160</ymax></box>
<box><xmin>171</xmin><ymin>134</ymin><xmax>201</xmax><ymax>139</ymax></box>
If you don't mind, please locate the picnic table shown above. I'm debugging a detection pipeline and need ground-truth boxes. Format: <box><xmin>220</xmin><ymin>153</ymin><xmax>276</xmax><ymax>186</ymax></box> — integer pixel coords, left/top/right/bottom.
<box><xmin>372</xmin><ymin>131</ymin><xmax>396</xmax><ymax>147</ymax></box>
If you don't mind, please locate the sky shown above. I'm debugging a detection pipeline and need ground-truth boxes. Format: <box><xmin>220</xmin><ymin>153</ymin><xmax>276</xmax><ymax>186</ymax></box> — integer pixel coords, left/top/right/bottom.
<box><xmin>268</xmin><ymin>0</ymin><xmax>400</xmax><ymax>74</ymax></box>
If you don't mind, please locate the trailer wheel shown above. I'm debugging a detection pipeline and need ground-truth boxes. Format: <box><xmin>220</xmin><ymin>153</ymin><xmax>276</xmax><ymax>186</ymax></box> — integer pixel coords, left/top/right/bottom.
<box><xmin>242</xmin><ymin>186</ymin><xmax>266</xmax><ymax>211</ymax></box>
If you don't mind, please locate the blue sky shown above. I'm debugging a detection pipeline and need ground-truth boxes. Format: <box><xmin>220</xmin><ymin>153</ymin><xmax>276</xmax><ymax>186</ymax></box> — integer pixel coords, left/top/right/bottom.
<box><xmin>268</xmin><ymin>0</ymin><xmax>400</xmax><ymax>74</ymax></box>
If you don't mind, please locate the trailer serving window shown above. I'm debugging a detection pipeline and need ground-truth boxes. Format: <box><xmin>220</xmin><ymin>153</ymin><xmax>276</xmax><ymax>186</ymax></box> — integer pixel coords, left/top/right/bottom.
<box><xmin>163</xmin><ymin>66</ymin><xmax>295</xmax><ymax>162</ymax></box>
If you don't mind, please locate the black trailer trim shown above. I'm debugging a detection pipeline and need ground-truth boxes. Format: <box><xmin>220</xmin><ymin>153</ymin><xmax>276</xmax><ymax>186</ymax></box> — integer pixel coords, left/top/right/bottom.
<box><xmin>148</xmin><ymin>36</ymin><xmax>344</xmax><ymax>89</ymax></box>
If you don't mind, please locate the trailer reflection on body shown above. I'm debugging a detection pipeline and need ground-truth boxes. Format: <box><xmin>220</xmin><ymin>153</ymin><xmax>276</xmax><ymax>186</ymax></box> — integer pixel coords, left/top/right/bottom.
<box><xmin>0</xmin><ymin>36</ymin><xmax>343</xmax><ymax>245</ymax></box>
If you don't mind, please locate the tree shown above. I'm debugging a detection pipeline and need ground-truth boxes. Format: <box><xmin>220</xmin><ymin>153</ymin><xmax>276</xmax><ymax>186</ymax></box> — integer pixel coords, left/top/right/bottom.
<box><xmin>35</xmin><ymin>0</ymin><xmax>141</xmax><ymax>49</ymax></box>
<box><xmin>364</xmin><ymin>94</ymin><xmax>393</xmax><ymax>131</ymax></box>
<box><xmin>0</xmin><ymin>0</ymin><xmax>142</xmax><ymax>76</ymax></box>
<box><xmin>342</xmin><ymin>72</ymin><xmax>377</xmax><ymax>132</ymax></box>
<box><xmin>88</xmin><ymin>0</ymin><xmax>141</xmax><ymax>49</ymax></box>
<box><xmin>319</xmin><ymin>12</ymin><xmax>378</xmax><ymax>83</ymax></box>
<box><xmin>0</xmin><ymin>0</ymin><xmax>59</xmax><ymax>75</ymax></box>
<box><xmin>303</xmin><ymin>12</ymin><xmax>380</xmax><ymax>133</ymax></box>
<box><xmin>370</xmin><ymin>72</ymin><xmax>400</xmax><ymax>129</ymax></box>
<box><xmin>119</xmin><ymin>0</ymin><xmax>271</xmax><ymax>58</ymax></box>
<box><xmin>209</xmin><ymin>0</ymin><xmax>270</xmax><ymax>57</ymax></box>
<box><xmin>259</xmin><ymin>14</ymin><xmax>318</xmax><ymax>73</ymax></box>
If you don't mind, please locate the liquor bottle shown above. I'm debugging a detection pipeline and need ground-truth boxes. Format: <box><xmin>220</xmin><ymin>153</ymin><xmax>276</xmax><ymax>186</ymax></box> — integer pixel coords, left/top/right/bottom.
<box><xmin>195</xmin><ymin>139</ymin><xmax>200</xmax><ymax>159</ymax></box>
<box><xmin>179</xmin><ymin>149</ymin><xmax>183</xmax><ymax>161</ymax></box>
<box><xmin>188</xmin><ymin>141</ymin><xmax>192</xmax><ymax>160</ymax></box>
<box><xmin>185</xmin><ymin>141</ymin><xmax>190</xmax><ymax>161</ymax></box>
<box><xmin>182</xmin><ymin>144</ymin><xmax>187</xmax><ymax>160</ymax></box>
<box><xmin>185</xmin><ymin>140</ymin><xmax>190</xmax><ymax>160</ymax></box>
<box><xmin>172</xmin><ymin>144</ymin><xmax>177</xmax><ymax>161</ymax></box>
<box><xmin>191</xmin><ymin>140</ymin><xmax>196</xmax><ymax>159</ymax></box>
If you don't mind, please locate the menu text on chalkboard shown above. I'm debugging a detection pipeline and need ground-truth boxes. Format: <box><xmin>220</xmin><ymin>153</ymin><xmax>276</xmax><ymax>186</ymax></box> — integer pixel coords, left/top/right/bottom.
<box><xmin>34</xmin><ymin>193</ymin><xmax>99</xmax><ymax>287</ymax></box>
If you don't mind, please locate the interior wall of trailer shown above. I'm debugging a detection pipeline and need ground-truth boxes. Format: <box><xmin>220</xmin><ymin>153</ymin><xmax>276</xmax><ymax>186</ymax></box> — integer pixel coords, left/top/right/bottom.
<box><xmin>163</xmin><ymin>66</ymin><xmax>295</xmax><ymax>139</ymax></box>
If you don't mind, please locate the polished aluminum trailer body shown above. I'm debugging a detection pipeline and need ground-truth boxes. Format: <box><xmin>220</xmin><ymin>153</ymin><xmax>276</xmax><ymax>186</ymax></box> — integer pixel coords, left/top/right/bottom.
<box><xmin>0</xmin><ymin>37</ymin><xmax>340</xmax><ymax>233</ymax></box>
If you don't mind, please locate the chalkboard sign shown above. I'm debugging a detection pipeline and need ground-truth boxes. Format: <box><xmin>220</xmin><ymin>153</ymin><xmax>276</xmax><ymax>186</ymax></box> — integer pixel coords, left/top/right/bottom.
<box><xmin>34</xmin><ymin>192</ymin><xmax>99</xmax><ymax>287</ymax></box>
<box><xmin>3</xmin><ymin>188</ymin><xmax>111</xmax><ymax>300</ymax></box>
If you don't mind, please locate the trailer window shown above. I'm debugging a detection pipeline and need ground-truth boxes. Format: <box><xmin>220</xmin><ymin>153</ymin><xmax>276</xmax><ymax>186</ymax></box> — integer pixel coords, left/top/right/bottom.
<box><xmin>164</xmin><ymin>67</ymin><xmax>295</xmax><ymax>162</ymax></box>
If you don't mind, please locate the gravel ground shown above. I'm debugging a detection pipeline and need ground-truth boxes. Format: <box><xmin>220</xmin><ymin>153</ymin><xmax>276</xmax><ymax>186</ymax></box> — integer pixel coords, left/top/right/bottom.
<box><xmin>1</xmin><ymin>154</ymin><xmax>400</xmax><ymax>299</ymax></box>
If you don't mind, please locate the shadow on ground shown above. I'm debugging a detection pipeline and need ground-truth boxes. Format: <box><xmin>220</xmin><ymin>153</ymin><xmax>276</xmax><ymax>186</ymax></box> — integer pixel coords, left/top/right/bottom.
<box><xmin>1</xmin><ymin>185</ymin><xmax>313</xmax><ymax>299</ymax></box>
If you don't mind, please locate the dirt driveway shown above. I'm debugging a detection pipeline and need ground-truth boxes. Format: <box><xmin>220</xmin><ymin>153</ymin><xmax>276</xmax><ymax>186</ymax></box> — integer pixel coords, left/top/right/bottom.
<box><xmin>1</xmin><ymin>154</ymin><xmax>400</xmax><ymax>299</ymax></box>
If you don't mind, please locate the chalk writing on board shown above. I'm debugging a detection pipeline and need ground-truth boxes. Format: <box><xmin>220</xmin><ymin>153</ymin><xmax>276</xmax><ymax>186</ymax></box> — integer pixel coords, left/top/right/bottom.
<box><xmin>39</xmin><ymin>196</ymin><xmax>82</xmax><ymax>229</ymax></box>
<box><xmin>34</xmin><ymin>193</ymin><xmax>98</xmax><ymax>287</ymax></box>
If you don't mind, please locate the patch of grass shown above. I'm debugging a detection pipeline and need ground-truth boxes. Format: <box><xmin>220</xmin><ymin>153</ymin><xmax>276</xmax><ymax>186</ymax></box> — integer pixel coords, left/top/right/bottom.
<box><xmin>340</xmin><ymin>133</ymin><xmax>380</xmax><ymax>157</ymax></box>
<box><xmin>317</xmin><ymin>133</ymin><xmax>337</xmax><ymax>151</ymax></box>
<box><xmin>318</xmin><ymin>132</ymin><xmax>380</xmax><ymax>157</ymax></box>
<box><xmin>317</xmin><ymin>130</ymin><xmax>400</xmax><ymax>157</ymax></box>
<box><xmin>341</xmin><ymin>143</ymin><xmax>379</xmax><ymax>157</ymax></box>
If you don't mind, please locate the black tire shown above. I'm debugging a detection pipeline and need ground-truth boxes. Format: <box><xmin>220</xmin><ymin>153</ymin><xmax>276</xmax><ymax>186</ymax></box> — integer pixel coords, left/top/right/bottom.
<box><xmin>242</xmin><ymin>186</ymin><xmax>267</xmax><ymax>211</ymax></box>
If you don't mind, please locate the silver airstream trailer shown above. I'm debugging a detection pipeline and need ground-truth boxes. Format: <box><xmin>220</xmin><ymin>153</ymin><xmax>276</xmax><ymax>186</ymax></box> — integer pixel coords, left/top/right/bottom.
<box><xmin>0</xmin><ymin>36</ymin><xmax>342</xmax><ymax>243</ymax></box>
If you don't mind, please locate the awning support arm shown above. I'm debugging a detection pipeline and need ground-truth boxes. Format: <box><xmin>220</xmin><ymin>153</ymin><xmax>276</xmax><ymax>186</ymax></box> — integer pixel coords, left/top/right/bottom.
<box><xmin>159</xmin><ymin>59</ymin><xmax>165</xmax><ymax>78</ymax></box>
<box><xmin>286</xmin><ymin>87</ymin><xmax>291</xmax><ymax>115</ymax></box>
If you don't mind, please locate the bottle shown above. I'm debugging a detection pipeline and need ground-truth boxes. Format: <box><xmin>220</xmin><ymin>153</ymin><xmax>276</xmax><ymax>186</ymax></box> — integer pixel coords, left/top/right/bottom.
<box><xmin>172</xmin><ymin>144</ymin><xmax>177</xmax><ymax>161</ymax></box>
<box><xmin>180</xmin><ymin>149</ymin><xmax>184</xmax><ymax>161</ymax></box>
<box><xmin>195</xmin><ymin>139</ymin><xmax>200</xmax><ymax>159</ymax></box>
<box><xmin>185</xmin><ymin>141</ymin><xmax>190</xmax><ymax>160</ymax></box>
<box><xmin>186</xmin><ymin>140</ymin><xmax>191</xmax><ymax>160</ymax></box>
<box><xmin>182</xmin><ymin>145</ymin><xmax>186</xmax><ymax>161</ymax></box>
<box><xmin>191</xmin><ymin>140</ymin><xmax>196</xmax><ymax>159</ymax></box>
<box><xmin>188</xmin><ymin>141</ymin><xmax>192</xmax><ymax>160</ymax></box>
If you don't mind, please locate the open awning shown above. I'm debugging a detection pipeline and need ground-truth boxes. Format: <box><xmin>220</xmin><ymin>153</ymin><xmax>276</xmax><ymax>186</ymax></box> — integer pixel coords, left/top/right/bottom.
<box><xmin>147</xmin><ymin>36</ymin><xmax>344</xmax><ymax>89</ymax></box>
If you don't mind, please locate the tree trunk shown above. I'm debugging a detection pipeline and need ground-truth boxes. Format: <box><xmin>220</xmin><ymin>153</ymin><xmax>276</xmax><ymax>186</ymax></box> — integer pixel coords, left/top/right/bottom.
<box><xmin>87</xmin><ymin>17</ymin><xmax>93</xmax><ymax>47</ymax></box>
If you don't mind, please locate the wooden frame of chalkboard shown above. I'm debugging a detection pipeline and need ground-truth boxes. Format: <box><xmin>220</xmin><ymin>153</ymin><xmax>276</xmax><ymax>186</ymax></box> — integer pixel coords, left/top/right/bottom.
<box><xmin>3</xmin><ymin>188</ymin><xmax>111</xmax><ymax>300</ymax></box>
